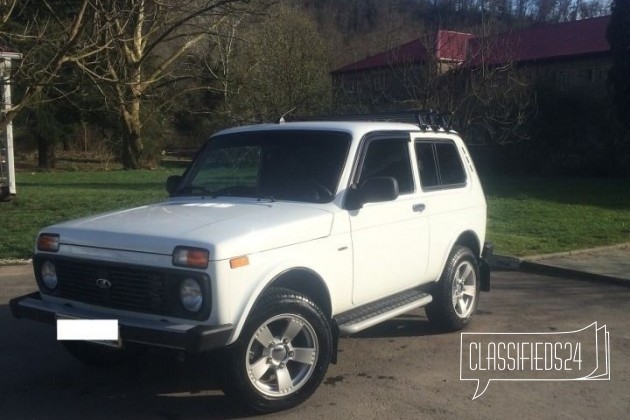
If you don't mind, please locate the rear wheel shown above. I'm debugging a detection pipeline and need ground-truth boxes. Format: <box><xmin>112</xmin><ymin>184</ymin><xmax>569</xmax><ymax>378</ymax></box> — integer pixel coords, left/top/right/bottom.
<box><xmin>217</xmin><ymin>287</ymin><xmax>332</xmax><ymax>413</ymax></box>
<box><xmin>426</xmin><ymin>246</ymin><xmax>480</xmax><ymax>331</ymax></box>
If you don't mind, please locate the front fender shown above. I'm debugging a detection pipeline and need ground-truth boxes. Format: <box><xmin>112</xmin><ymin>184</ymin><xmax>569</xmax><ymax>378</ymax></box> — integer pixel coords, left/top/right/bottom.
<box><xmin>225</xmin><ymin>256</ymin><xmax>329</xmax><ymax>345</ymax></box>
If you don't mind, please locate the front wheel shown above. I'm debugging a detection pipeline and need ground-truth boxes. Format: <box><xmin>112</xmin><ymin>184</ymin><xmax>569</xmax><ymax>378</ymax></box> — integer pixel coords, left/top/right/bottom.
<box><xmin>425</xmin><ymin>246</ymin><xmax>480</xmax><ymax>331</ymax></box>
<box><xmin>217</xmin><ymin>287</ymin><xmax>332</xmax><ymax>413</ymax></box>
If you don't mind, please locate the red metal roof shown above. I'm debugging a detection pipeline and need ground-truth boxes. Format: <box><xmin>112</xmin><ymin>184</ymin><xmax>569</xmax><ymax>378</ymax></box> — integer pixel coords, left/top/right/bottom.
<box><xmin>333</xmin><ymin>16</ymin><xmax>611</xmax><ymax>74</ymax></box>
<box><xmin>469</xmin><ymin>15</ymin><xmax>611</xmax><ymax>65</ymax></box>
<box><xmin>331</xmin><ymin>38</ymin><xmax>430</xmax><ymax>74</ymax></box>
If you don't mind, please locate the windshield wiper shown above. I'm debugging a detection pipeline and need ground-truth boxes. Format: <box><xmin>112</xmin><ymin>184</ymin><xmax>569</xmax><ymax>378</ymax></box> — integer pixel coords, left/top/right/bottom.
<box><xmin>208</xmin><ymin>186</ymin><xmax>242</xmax><ymax>198</ymax></box>
<box><xmin>175</xmin><ymin>185</ymin><xmax>213</xmax><ymax>196</ymax></box>
<box><xmin>256</xmin><ymin>193</ymin><xmax>276</xmax><ymax>202</ymax></box>
<box><xmin>177</xmin><ymin>185</ymin><xmax>275</xmax><ymax>202</ymax></box>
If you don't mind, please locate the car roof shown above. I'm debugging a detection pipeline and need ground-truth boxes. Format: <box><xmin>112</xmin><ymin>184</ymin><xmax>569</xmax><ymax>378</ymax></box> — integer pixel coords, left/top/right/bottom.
<box><xmin>214</xmin><ymin>121</ymin><xmax>424</xmax><ymax>138</ymax></box>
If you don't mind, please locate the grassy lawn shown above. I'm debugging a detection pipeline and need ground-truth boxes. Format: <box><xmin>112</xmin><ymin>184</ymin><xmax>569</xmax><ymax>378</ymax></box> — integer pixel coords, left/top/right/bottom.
<box><xmin>483</xmin><ymin>175</ymin><xmax>630</xmax><ymax>256</ymax></box>
<box><xmin>0</xmin><ymin>168</ymin><xmax>184</xmax><ymax>260</ymax></box>
<box><xmin>1</xmin><ymin>170</ymin><xmax>629</xmax><ymax>260</ymax></box>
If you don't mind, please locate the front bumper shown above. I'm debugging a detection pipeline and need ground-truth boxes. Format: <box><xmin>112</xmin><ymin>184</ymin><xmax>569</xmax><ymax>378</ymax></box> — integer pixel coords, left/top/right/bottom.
<box><xmin>10</xmin><ymin>292</ymin><xmax>233</xmax><ymax>353</ymax></box>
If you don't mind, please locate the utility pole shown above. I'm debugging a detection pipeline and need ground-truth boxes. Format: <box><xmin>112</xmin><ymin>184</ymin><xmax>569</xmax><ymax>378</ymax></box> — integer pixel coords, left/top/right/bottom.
<box><xmin>1</xmin><ymin>51</ymin><xmax>21</xmax><ymax>201</ymax></box>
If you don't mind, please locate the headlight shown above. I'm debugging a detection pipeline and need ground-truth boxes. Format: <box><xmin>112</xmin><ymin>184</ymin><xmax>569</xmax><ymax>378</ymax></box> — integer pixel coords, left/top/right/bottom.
<box><xmin>180</xmin><ymin>278</ymin><xmax>203</xmax><ymax>312</ymax></box>
<box><xmin>41</xmin><ymin>260</ymin><xmax>58</xmax><ymax>290</ymax></box>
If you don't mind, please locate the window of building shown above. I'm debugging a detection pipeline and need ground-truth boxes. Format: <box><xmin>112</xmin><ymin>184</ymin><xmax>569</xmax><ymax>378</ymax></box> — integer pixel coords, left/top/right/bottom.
<box><xmin>556</xmin><ymin>70</ymin><xmax>567</xmax><ymax>85</ymax></box>
<box><xmin>595</xmin><ymin>68</ymin><xmax>606</xmax><ymax>83</ymax></box>
<box><xmin>586</xmin><ymin>69</ymin><xmax>594</xmax><ymax>83</ymax></box>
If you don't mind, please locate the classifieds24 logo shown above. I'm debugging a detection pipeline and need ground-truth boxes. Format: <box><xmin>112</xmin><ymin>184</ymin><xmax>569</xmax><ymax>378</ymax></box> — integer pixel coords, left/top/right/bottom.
<box><xmin>460</xmin><ymin>322</ymin><xmax>610</xmax><ymax>399</ymax></box>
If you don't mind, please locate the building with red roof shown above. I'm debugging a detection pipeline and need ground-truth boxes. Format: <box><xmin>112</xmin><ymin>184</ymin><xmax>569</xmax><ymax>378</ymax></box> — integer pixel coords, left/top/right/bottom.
<box><xmin>331</xmin><ymin>38</ymin><xmax>431</xmax><ymax>75</ymax></box>
<box><xmin>468</xmin><ymin>15</ymin><xmax>610</xmax><ymax>66</ymax></box>
<box><xmin>333</xmin><ymin>16</ymin><xmax>611</xmax><ymax>106</ymax></box>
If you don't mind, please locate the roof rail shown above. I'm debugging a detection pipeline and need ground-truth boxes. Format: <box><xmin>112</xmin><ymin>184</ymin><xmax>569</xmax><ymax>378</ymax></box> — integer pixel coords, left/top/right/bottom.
<box><xmin>280</xmin><ymin>110</ymin><xmax>454</xmax><ymax>132</ymax></box>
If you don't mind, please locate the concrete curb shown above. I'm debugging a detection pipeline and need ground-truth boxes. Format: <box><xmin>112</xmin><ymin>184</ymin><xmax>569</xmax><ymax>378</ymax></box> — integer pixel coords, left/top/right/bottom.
<box><xmin>523</xmin><ymin>242</ymin><xmax>630</xmax><ymax>261</ymax></box>
<box><xmin>489</xmin><ymin>254</ymin><xmax>522</xmax><ymax>271</ymax></box>
<box><xmin>519</xmin><ymin>260</ymin><xmax>630</xmax><ymax>287</ymax></box>
<box><xmin>491</xmin><ymin>242</ymin><xmax>630</xmax><ymax>287</ymax></box>
<box><xmin>0</xmin><ymin>259</ymin><xmax>32</xmax><ymax>266</ymax></box>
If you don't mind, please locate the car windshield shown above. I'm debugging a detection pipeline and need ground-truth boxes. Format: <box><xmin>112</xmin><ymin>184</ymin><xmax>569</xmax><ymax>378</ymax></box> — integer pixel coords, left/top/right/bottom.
<box><xmin>175</xmin><ymin>130</ymin><xmax>351</xmax><ymax>203</ymax></box>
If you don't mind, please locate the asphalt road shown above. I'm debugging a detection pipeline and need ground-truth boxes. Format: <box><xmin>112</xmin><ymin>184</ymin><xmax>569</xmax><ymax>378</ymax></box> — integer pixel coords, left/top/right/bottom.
<box><xmin>1</xmin><ymin>268</ymin><xmax>628</xmax><ymax>420</ymax></box>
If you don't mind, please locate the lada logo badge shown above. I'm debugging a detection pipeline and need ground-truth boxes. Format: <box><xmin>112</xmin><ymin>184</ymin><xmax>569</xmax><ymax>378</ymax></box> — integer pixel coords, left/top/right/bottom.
<box><xmin>96</xmin><ymin>278</ymin><xmax>112</xmax><ymax>290</ymax></box>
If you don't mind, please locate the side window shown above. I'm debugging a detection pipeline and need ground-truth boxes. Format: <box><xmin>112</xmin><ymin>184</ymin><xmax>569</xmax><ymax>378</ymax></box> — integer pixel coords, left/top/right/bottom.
<box><xmin>415</xmin><ymin>141</ymin><xmax>467</xmax><ymax>190</ymax></box>
<box><xmin>415</xmin><ymin>142</ymin><xmax>439</xmax><ymax>188</ymax></box>
<box><xmin>435</xmin><ymin>143</ymin><xmax>466</xmax><ymax>185</ymax></box>
<box><xmin>359</xmin><ymin>139</ymin><xmax>414</xmax><ymax>194</ymax></box>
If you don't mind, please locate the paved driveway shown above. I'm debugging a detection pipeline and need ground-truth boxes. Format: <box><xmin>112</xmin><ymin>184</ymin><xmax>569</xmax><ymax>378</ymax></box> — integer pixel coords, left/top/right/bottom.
<box><xmin>1</xmin><ymin>270</ymin><xmax>628</xmax><ymax>419</ymax></box>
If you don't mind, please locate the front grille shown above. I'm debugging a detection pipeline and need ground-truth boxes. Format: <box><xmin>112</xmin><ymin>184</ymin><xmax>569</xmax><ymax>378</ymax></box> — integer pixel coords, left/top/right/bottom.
<box><xmin>56</xmin><ymin>260</ymin><xmax>171</xmax><ymax>315</ymax></box>
<box><xmin>35</xmin><ymin>257</ymin><xmax>211</xmax><ymax>320</ymax></box>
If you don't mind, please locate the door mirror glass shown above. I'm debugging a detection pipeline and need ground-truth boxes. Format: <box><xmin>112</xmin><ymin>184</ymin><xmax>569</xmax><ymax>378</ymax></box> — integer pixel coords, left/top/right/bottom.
<box><xmin>347</xmin><ymin>176</ymin><xmax>399</xmax><ymax>210</ymax></box>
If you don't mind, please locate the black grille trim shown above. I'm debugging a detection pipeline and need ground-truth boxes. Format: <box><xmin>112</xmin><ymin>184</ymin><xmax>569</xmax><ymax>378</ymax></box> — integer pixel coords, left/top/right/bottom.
<box><xmin>33</xmin><ymin>256</ymin><xmax>211</xmax><ymax>321</ymax></box>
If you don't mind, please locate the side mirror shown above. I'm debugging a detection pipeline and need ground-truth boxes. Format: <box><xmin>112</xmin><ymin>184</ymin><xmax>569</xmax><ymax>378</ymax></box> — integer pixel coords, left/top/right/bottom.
<box><xmin>166</xmin><ymin>175</ymin><xmax>181</xmax><ymax>195</ymax></box>
<box><xmin>346</xmin><ymin>177</ymin><xmax>399</xmax><ymax>210</ymax></box>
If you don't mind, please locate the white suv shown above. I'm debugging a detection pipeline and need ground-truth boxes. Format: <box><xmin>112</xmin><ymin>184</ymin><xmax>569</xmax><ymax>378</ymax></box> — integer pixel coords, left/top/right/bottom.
<box><xmin>11</xmin><ymin>113</ymin><xmax>492</xmax><ymax>412</ymax></box>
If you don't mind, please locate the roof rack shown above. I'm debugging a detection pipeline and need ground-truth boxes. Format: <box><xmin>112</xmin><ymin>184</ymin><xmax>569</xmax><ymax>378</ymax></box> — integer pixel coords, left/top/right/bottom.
<box><xmin>280</xmin><ymin>110</ymin><xmax>454</xmax><ymax>132</ymax></box>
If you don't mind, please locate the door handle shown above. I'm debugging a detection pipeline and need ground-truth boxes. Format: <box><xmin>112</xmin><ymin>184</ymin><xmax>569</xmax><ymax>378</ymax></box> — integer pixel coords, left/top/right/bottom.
<box><xmin>412</xmin><ymin>203</ymin><xmax>426</xmax><ymax>213</ymax></box>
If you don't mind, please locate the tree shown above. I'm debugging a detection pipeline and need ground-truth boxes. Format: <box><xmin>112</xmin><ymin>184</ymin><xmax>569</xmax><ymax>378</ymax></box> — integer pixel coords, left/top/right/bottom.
<box><xmin>0</xmin><ymin>1</ymin><xmax>115</xmax><ymax>171</ymax></box>
<box><xmin>220</xmin><ymin>5</ymin><xmax>332</xmax><ymax>123</ymax></box>
<box><xmin>0</xmin><ymin>0</ymin><xmax>105</xmax><ymax>132</ymax></box>
<box><xmin>607</xmin><ymin>0</ymin><xmax>630</xmax><ymax>129</ymax></box>
<box><xmin>73</xmin><ymin>0</ymin><xmax>253</xmax><ymax>169</ymax></box>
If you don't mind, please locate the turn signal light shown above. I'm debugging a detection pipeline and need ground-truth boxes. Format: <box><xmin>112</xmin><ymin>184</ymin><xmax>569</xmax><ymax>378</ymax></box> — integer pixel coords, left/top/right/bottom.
<box><xmin>173</xmin><ymin>246</ymin><xmax>209</xmax><ymax>269</ymax></box>
<box><xmin>37</xmin><ymin>234</ymin><xmax>60</xmax><ymax>252</ymax></box>
<box><xmin>229</xmin><ymin>256</ymin><xmax>249</xmax><ymax>269</ymax></box>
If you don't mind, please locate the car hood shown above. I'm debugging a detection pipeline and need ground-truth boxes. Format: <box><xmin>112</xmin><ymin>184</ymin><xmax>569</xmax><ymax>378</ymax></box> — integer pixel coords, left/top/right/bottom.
<box><xmin>47</xmin><ymin>198</ymin><xmax>334</xmax><ymax>260</ymax></box>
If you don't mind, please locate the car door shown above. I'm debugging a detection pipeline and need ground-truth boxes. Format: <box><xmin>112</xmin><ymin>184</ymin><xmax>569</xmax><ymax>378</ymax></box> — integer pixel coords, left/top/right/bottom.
<box><xmin>349</xmin><ymin>133</ymin><xmax>430</xmax><ymax>305</ymax></box>
<box><xmin>413</xmin><ymin>137</ymin><xmax>477</xmax><ymax>280</ymax></box>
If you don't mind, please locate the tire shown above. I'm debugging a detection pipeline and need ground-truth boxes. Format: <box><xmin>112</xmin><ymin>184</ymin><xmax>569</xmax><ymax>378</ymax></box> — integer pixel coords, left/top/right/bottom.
<box><xmin>217</xmin><ymin>287</ymin><xmax>332</xmax><ymax>413</ymax></box>
<box><xmin>425</xmin><ymin>246</ymin><xmax>480</xmax><ymax>331</ymax></box>
<box><xmin>61</xmin><ymin>341</ymin><xmax>146</xmax><ymax>367</ymax></box>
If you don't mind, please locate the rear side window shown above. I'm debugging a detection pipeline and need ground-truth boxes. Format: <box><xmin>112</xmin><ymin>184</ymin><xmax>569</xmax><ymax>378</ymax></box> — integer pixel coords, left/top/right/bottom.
<box><xmin>435</xmin><ymin>143</ymin><xmax>466</xmax><ymax>185</ymax></box>
<box><xmin>415</xmin><ymin>141</ymin><xmax>467</xmax><ymax>190</ymax></box>
<box><xmin>415</xmin><ymin>142</ymin><xmax>439</xmax><ymax>188</ymax></box>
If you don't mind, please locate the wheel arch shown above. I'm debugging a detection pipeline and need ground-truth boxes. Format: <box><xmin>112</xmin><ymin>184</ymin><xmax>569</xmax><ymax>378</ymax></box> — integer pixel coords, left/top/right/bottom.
<box><xmin>229</xmin><ymin>266</ymin><xmax>333</xmax><ymax>345</ymax></box>
<box><xmin>435</xmin><ymin>230</ymin><xmax>482</xmax><ymax>282</ymax></box>
<box><xmin>263</xmin><ymin>267</ymin><xmax>333</xmax><ymax>320</ymax></box>
<box><xmin>454</xmin><ymin>230</ymin><xmax>482</xmax><ymax>259</ymax></box>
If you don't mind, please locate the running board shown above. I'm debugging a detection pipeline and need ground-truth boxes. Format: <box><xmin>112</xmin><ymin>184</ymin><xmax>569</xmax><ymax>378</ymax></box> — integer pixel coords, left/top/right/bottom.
<box><xmin>334</xmin><ymin>288</ymin><xmax>432</xmax><ymax>336</ymax></box>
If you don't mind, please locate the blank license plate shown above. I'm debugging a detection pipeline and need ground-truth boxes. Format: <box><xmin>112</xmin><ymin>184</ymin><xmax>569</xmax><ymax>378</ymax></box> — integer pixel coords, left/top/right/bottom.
<box><xmin>56</xmin><ymin>315</ymin><xmax>122</xmax><ymax>348</ymax></box>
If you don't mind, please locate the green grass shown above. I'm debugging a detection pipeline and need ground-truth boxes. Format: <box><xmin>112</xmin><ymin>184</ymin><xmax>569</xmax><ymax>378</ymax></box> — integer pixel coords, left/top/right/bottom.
<box><xmin>1</xmin><ymin>170</ymin><xmax>629</xmax><ymax>260</ymax></box>
<box><xmin>0</xmin><ymin>168</ymin><xmax>183</xmax><ymax>260</ymax></box>
<box><xmin>482</xmin><ymin>176</ymin><xmax>630</xmax><ymax>256</ymax></box>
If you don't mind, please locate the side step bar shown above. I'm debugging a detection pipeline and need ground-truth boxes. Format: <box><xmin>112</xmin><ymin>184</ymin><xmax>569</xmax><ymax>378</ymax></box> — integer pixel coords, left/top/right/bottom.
<box><xmin>334</xmin><ymin>287</ymin><xmax>432</xmax><ymax>336</ymax></box>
